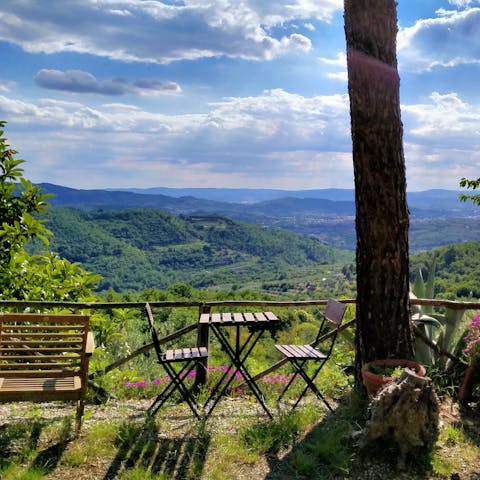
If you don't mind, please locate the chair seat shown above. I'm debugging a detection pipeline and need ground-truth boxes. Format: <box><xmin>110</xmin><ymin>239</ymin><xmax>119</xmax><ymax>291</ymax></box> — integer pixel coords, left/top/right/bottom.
<box><xmin>0</xmin><ymin>376</ymin><xmax>82</xmax><ymax>402</ymax></box>
<box><xmin>275</xmin><ymin>344</ymin><xmax>327</xmax><ymax>360</ymax></box>
<box><xmin>162</xmin><ymin>347</ymin><xmax>208</xmax><ymax>363</ymax></box>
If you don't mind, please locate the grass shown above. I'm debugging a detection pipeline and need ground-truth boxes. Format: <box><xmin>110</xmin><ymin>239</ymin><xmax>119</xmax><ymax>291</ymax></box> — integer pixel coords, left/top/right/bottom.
<box><xmin>1</xmin><ymin>388</ymin><xmax>479</xmax><ymax>480</ymax></box>
<box><xmin>1</xmin><ymin>361</ymin><xmax>479</xmax><ymax>480</ymax></box>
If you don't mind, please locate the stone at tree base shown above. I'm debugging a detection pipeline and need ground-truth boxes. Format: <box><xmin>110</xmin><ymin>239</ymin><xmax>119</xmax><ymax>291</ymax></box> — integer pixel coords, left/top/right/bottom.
<box><xmin>359</xmin><ymin>368</ymin><xmax>440</xmax><ymax>469</ymax></box>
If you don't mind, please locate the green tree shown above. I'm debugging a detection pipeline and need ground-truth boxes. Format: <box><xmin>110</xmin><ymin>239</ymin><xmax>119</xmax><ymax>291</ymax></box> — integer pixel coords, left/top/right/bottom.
<box><xmin>459</xmin><ymin>177</ymin><xmax>480</xmax><ymax>206</ymax></box>
<box><xmin>0</xmin><ymin>121</ymin><xmax>101</xmax><ymax>302</ymax></box>
<box><xmin>0</xmin><ymin>121</ymin><xmax>52</xmax><ymax>263</ymax></box>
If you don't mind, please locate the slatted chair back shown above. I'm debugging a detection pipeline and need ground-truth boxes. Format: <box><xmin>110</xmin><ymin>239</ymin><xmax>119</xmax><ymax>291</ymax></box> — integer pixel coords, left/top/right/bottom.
<box><xmin>146</xmin><ymin>303</ymin><xmax>163</xmax><ymax>361</ymax></box>
<box><xmin>0</xmin><ymin>313</ymin><xmax>90</xmax><ymax>379</ymax></box>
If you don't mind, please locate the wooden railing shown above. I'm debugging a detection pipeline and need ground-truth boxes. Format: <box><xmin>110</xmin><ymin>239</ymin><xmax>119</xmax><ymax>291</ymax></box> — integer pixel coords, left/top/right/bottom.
<box><xmin>1</xmin><ymin>298</ymin><xmax>479</xmax><ymax>387</ymax></box>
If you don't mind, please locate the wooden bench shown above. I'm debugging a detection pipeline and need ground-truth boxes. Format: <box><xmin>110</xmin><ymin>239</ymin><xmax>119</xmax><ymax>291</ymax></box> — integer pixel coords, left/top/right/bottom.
<box><xmin>0</xmin><ymin>313</ymin><xmax>94</xmax><ymax>432</ymax></box>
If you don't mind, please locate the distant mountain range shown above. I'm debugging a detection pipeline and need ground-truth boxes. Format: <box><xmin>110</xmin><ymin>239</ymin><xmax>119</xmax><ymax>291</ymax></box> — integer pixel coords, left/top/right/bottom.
<box><xmin>37</xmin><ymin>183</ymin><xmax>480</xmax><ymax>251</ymax></box>
<box><xmin>39</xmin><ymin>183</ymin><xmax>477</xmax><ymax>215</ymax></box>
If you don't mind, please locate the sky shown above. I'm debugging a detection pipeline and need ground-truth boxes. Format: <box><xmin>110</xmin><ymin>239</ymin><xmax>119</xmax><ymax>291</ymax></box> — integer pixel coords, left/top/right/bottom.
<box><xmin>0</xmin><ymin>0</ymin><xmax>479</xmax><ymax>192</ymax></box>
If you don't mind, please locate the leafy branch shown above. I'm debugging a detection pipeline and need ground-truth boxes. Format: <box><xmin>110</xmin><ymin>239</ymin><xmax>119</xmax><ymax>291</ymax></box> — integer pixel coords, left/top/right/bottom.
<box><xmin>459</xmin><ymin>177</ymin><xmax>480</xmax><ymax>206</ymax></box>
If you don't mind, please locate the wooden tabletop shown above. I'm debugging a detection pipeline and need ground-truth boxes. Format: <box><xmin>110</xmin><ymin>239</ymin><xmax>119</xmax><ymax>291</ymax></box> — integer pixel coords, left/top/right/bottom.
<box><xmin>199</xmin><ymin>311</ymin><xmax>278</xmax><ymax>326</ymax></box>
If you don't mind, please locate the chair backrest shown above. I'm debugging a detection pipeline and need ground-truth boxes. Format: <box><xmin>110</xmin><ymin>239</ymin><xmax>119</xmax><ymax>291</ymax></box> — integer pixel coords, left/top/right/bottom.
<box><xmin>313</xmin><ymin>298</ymin><xmax>347</xmax><ymax>349</ymax></box>
<box><xmin>324</xmin><ymin>298</ymin><xmax>347</xmax><ymax>326</ymax></box>
<box><xmin>145</xmin><ymin>303</ymin><xmax>164</xmax><ymax>361</ymax></box>
<box><xmin>0</xmin><ymin>313</ymin><xmax>90</xmax><ymax>378</ymax></box>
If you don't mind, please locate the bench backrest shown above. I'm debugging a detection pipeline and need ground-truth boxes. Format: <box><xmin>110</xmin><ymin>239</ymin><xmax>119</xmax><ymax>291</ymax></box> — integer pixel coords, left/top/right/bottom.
<box><xmin>0</xmin><ymin>313</ymin><xmax>90</xmax><ymax>378</ymax></box>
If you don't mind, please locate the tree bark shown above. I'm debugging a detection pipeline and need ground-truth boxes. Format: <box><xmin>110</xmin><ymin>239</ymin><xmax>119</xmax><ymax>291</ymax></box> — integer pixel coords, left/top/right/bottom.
<box><xmin>344</xmin><ymin>0</ymin><xmax>414</xmax><ymax>382</ymax></box>
<box><xmin>360</xmin><ymin>369</ymin><xmax>440</xmax><ymax>468</ymax></box>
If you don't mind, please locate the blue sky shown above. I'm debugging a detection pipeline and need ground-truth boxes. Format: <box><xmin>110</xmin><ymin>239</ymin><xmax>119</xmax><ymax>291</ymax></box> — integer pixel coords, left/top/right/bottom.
<box><xmin>0</xmin><ymin>0</ymin><xmax>479</xmax><ymax>191</ymax></box>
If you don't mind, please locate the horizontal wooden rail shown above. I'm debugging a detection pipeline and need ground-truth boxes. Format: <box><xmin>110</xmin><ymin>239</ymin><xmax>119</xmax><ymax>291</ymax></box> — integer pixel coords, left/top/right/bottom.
<box><xmin>1</xmin><ymin>298</ymin><xmax>478</xmax><ymax>311</ymax></box>
<box><xmin>0</xmin><ymin>299</ymin><xmax>354</xmax><ymax>310</ymax></box>
<box><xmin>89</xmin><ymin>323</ymin><xmax>198</xmax><ymax>379</ymax></box>
<box><xmin>3</xmin><ymin>298</ymin><xmax>479</xmax><ymax>393</ymax></box>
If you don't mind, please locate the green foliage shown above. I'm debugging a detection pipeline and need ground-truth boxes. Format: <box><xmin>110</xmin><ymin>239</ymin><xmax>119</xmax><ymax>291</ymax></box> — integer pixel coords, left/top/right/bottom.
<box><xmin>410</xmin><ymin>258</ymin><xmax>467</xmax><ymax>370</ymax></box>
<box><xmin>0</xmin><ymin>121</ymin><xmax>101</xmax><ymax>302</ymax></box>
<box><xmin>34</xmin><ymin>206</ymin><xmax>353</xmax><ymax>294</ymax></box>
<box><xmin>0</xmin><ymin>121</ymin><xmax>52</xmax><ymax>262</ymax></box>
<box><xmin>410</xmin><ymin>242</ymin><xmax>480</xmax><ymax>300</ymax></box>
<box><xmin>459</xmin><ymin>176</ymin><xmax>480</xmax><ymax>206</ymax></box>
<box><xmin>240</xmin><ymin>406</ymin><xmax>318</xmax><ymax>455</ymax></box>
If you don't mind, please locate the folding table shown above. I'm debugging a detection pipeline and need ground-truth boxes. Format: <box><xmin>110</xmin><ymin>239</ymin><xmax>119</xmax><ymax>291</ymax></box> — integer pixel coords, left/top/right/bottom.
<box><xmin>200</xmin><ymin>311</ymin><xmax>280</xmax><ymax>418</ymax></box>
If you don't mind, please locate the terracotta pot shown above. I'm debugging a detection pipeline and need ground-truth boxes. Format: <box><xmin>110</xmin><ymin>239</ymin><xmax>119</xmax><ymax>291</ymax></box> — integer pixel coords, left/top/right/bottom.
<box><xmin>361</xmin><ymin>359</ymin><xmax>427</xmax><ymax>397</ymax></box>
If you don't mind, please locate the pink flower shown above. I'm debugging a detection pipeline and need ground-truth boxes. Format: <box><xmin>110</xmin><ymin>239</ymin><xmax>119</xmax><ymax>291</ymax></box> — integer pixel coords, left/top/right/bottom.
<box><xmin>463</xmin><ymin>313</ymin><xmax>480</xmax><ymax>362</ymax></box>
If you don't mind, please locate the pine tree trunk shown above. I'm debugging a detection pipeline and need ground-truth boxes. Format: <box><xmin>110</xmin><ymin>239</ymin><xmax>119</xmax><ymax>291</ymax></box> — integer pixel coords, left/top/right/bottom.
<box><xmin>344</xmin><ymin>0</ymin><xmax>414</xmax><ymax>382</ymax></box>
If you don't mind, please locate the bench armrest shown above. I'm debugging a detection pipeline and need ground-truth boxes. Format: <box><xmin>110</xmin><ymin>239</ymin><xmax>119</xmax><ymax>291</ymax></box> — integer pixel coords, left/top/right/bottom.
<box><xmin>85</xmin><ymin>331</ymin><xmax>95</xmax><ymax>356</ymax></box>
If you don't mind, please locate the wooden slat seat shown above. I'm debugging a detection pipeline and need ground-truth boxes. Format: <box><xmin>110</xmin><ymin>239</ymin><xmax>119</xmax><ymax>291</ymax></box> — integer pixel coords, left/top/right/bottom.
<box><xmin>275</xmin><ymin>344</ymin><xmax>328</xmax><ymax>360</ymax></box>
<box><xmin>162</xmin><ymin>347</ymin><xmax>207</xmax><ymax>363</ymax></box>
<box><xmin>0</xmin><ymin>313</ymin><xmax>94</xmax><ymax>432</ymax></box>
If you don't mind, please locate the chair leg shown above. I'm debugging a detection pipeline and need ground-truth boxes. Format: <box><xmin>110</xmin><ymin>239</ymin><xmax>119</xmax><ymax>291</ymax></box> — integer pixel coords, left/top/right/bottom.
<box><xmin>290</xmin><ymin>360</ymin><xmax>334</xmax><ymax>413</ymax></box>
<box><xmin>150</xmin><ymin>361</ymin><xmax>202</xmax><ymax>418</ymax></box>
<box><xmin>75</xmin><ymin>399</ymin><xmax>84</xmax><ymax>434</ymax></box>
<box><xmin>280</xmin><ymin>359</ymin><xmax>334</xmax><ymax>414</ymax></box>
<box><xmin>277</xmin><ymin>359</ymin><xmax>308</xmax><ymax>403</ymax></box>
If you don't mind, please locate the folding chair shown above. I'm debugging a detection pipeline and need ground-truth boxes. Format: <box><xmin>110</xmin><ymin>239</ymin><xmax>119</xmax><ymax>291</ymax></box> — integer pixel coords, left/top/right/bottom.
<box><xmin>145</xmin><ymin>303</ymin><xmax>208</xmax><ymax>418</ymax></box>
<box><xmin>275</xmin><ymin>298</ymin><xmax>346</xmax><ymax>413</ymax></box>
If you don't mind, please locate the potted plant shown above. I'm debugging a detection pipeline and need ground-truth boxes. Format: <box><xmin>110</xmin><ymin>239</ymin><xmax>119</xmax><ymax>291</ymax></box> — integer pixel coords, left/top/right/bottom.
<box><xmin>361</xmin><ymin>358</ymin><xmax>427</xmax><ymax>397</ymax></box>
<box><xmin>458</xmin><ymin>313</ymin><xmax>480</xmax><ymax>403</ymax></box>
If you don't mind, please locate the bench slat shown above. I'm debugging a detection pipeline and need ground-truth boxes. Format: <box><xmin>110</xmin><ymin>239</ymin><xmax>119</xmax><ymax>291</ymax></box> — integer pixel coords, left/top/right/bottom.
<box><xmin>0</xmin><ymin>347</ymin><xmax>83</xmax><ymax>353</ymax></box>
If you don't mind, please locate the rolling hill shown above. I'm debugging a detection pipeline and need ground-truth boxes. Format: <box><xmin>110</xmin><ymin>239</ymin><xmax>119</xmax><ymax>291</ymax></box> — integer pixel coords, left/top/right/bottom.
<box><xmin>33</xmin><ymin>207</ymin><xmax>353</xmax><ymax>292</ymax></box>
<box><xmin>37</xmin><ymin>183</ymin><xmax>480</xmax><ymax>252</ymax></box>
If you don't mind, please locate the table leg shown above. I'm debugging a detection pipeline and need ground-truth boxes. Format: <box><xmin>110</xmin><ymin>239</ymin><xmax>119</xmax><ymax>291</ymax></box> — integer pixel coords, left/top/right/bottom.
<box><xmin>205</xmin><ymin>325</ymin><xmax>272</xmax><ymax>418</ymax></box>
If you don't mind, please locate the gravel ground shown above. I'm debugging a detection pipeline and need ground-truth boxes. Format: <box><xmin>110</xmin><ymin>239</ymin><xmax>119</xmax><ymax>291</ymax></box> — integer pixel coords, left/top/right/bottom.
<box><xmin>1</xmin><ymin>397</ymin><xmax>480</xmax><ymax>479</ymax></box>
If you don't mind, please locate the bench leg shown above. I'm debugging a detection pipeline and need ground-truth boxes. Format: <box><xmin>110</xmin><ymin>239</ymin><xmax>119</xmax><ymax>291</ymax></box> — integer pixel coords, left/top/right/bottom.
<box><xmin>76</xmin><ymin>399</ymin><xmax>85</xmax><ymax>434</ymax></box>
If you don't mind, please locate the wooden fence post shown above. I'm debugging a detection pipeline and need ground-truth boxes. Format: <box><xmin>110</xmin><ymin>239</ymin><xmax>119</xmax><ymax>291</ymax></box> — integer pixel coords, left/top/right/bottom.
<box><xmin>195</xmin><ymin>304</ymin><xmax>210</xmax><ymax>388</ymax></box>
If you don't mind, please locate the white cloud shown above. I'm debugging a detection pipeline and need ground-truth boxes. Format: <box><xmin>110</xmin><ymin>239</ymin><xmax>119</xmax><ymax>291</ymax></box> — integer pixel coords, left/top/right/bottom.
<box><xmin>0</xmin><ymin>0</ymin><xmax>342</xmax><ymax>64</ymax></box>
<box><xmin>403</xmin><ymin>91</ymin><xmax>480</xmax><ymax>143</ymax></box>
<box><xmin>327</xmin><ymin>71</ymin><xmax>347</xmax><ymax>81</ymax></box>
<box><xmin>34</xmin><ymin>69</ymin><xmax>181</xmax><ymax>95</ymax></box>
<box><xmin>398</xmin><ymin>7</ymin><xmax>480</xmax><ymax>72</ymax></box>
<box><xmin>402</xmin><ymin>92</ymin><xmax>480</xmax><ymax>190</ymax></box>
<box><xmin>1</xmin><ymin>88</ymin><xmax>352</xmax><ymax>188</ymax></box>
<box><xmin>318</xmin><ymin>52</ymin><xmax>347</xmax><ymax>81</ymax></box>
<box><xmin>0</xmin><ymin>79</ymin><xmax>15</xmax><ymax>92</ymax></box>
<box><xmin>318</xmin><ymin>51</ymin><xmax>346</xmax><ymax>68</ymax></box>
<box><xmin>448</xmin><ymin>0</ymin><xmax>479</xmax><ymax>7</ymax></box>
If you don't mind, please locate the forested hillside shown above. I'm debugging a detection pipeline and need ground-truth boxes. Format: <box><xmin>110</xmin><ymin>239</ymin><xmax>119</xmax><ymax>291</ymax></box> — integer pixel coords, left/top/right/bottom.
<box><xmin>38</xmin><ymin>183</ymin><xmax>480</xmax><ymax>252</ymax></box>
<box><xmin>29</xmin><ymin>206</ymin><xmax>480</xmax><ymax>300</ymax></box>
<box><xmin>33</xmin><ymin>207</ymin><xmax>353</xmax><ymax>293</ymax></box>
<box><xmin>410</xmin><ymin>241</ymin><xmax>480</xmax><ymax>299</ymax></box>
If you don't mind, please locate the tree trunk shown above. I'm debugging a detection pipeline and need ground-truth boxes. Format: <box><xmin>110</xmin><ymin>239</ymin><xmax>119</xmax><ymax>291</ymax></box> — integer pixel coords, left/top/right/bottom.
<box><xmin>344</xmin><ymin>0</ymin><xmax>414</xmax><ymax>382</ymax></box>
<box><xmin>360</xmin><ymin>369</ymin><xmax>440</xmax><ymax>469</ymax></box>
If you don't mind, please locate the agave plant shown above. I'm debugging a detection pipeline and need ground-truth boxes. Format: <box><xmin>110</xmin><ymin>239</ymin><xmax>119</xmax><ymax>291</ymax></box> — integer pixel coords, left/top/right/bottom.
<box><xmin>410</xmin><ymin>257</ymin><xmax>465</xmax><ymax>369</ymax></box>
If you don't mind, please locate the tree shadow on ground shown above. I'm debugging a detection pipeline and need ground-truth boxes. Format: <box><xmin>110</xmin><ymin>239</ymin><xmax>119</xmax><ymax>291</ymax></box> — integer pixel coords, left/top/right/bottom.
<box><xmin>30</xmin><ymin>417</ymin><xmax>72</xmax><ymax>473</ymax></box>
<box><xmin>263</xmin><ymin>392</ymin><xmax>437</xmax><ymax>480</ymax></box>
<box><xmin>0</xmin><ymin>415</ymin><xmax>72</xmax><ymax>475</ymax></box>
<box><xmin>104</xmin><ymin>414</ymin><xmax>210</xmax><ymax>480</ymax></box>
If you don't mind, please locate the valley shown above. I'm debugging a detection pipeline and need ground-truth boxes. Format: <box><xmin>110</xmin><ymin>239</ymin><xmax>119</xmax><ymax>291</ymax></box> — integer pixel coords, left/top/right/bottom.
<box><xmin>30</xmin><ymin>183</ymin><xmax>480</xmax><ymax>298</ymax></box>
